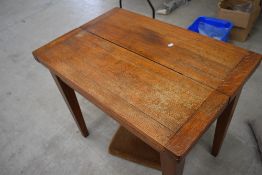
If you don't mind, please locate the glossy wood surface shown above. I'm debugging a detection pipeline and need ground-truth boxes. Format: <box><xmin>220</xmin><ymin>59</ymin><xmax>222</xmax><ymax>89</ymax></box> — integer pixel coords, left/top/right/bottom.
<box><xmin>81</xmin><ymin>8</ymin><xmax>260</xmax><ymax>93</ymax></box>
<box><xmin>33</xmin><ymin>8</ymin><xmax>261</xmax><ymax>159</ymax></box>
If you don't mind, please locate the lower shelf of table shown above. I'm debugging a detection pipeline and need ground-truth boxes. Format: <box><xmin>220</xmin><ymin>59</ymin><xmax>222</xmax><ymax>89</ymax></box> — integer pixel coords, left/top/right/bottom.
<box><xmin>109</xmin><ymin>126</ymin><xmax>161</xmax><ymax>170</ymax></box>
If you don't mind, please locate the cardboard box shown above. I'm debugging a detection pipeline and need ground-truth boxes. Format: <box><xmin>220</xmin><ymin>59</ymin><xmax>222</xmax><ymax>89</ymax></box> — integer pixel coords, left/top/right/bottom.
<box><xmin>218</xmin><ymin>0</ymin><xmax>260</xmax><ymax>28</ymax></box>
<box><xmin>230</xmin><ymin>6</ymin><xmax>261</xmax><ymax>41</ymax></box>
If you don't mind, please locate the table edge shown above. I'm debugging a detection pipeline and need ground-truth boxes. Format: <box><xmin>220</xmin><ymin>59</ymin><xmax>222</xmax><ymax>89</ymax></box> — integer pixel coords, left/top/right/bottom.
<box><xmin>32</xmin><ymin>8</ymin><xmax>262</xmax><ymax>159</ymax></box>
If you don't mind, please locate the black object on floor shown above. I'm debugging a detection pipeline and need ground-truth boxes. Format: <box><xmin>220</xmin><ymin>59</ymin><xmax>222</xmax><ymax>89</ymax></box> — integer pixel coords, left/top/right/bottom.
<box><xmin>119</xmin><ymin>0</ymin><xmax>155</xmax><ymax>18</ymax></box>
<box><xmin>249</xmin><ymin>117</ymin><xmax>262</xmax><ymax>160</ymax></box>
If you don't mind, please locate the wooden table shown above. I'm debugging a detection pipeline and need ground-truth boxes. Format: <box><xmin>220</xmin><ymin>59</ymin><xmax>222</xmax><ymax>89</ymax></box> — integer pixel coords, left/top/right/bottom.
<box><xmin>33</xmin><ymin>8</ymin><xmax>261</xmax><ymax>175</ymax></box>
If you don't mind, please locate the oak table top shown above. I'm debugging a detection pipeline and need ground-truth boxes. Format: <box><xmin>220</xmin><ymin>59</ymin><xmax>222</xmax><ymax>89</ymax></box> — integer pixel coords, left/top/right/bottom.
<box><xmin>33</xmin><ymin>8</ymin><xmax>261</xmax><ymax>175</ymax></box>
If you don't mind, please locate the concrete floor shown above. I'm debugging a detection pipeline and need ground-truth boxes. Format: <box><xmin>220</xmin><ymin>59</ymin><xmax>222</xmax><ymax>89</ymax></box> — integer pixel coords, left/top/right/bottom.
<box><xmin>0</xmin><ymin>0</ymin><xmax>261</xmax><ymax>174</ymax></box>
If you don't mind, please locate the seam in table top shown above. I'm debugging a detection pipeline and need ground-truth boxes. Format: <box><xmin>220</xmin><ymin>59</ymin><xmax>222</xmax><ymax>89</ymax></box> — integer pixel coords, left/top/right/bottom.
<box><xmin>41</xmin><ymin>57</ymin><xmax>175</xmax><ymax>143</ymax></box>
<box><xmin>77</xmin><ymin>30</ymin><xmax>234</xmax><ymax>140</ymax></box>
<box><xmin>84</xmin><ymin>30</ymin><xmax>255</xmax><ymax>100</ymax></box>
<box><xmin>85</xmin><ymin>30</ymin><xmax>223</xmax><ymax>91</ymax></box>
<box><xmin>38</xmin><ymin>27</ymin><xmax>251</xmax><ymax>145</ymax></box>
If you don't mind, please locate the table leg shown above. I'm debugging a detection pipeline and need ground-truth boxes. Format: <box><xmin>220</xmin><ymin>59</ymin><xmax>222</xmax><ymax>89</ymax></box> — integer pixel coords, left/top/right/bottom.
<box><xmin>51</xmin><ymin>72</ymin><xmax>89</xmax><ymax>137</ymax></box>
<box><xmin>160</xmin><ymin>150</ymin><xmax>185</xmax><ymax>175</ymax></box>
<box><xmin>211</xmin><ymin>92</ymin><xmax>241</xmax><ymax>156</ymax></box>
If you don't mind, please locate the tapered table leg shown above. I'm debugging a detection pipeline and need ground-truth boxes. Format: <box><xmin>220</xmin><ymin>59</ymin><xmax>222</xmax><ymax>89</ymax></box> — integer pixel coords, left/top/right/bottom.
<box><xmin>51</xmin><ymin>72</ymin><xmax>89</xmax><ymax>137</ymax></box>
<box><xmin>160</xmin><ymin>150</ymin><xmax>185</xmax><ymax>175</ymax></box>
<box><xmin>211</xmin><ymin>92</ymin><xmax>241</xmax><ymax>156</ymax></box>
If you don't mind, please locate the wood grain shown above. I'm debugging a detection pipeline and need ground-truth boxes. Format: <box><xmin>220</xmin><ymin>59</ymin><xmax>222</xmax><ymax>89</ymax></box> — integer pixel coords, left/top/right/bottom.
<box><xmin>33</xmin><ymin>31</ymin><xmax>219</xmax><ymax>151</ymax></box>
<box><xmin>33</xmin><ymin>8</ymin><xmax>261</xmax><ymax>162</ymax></box>
<box><xmin>81</xmin><ymin>8</ymin><xmax>256</xmax><ymax>89</ymax></box>
<box><xmin>166</xmin><ymin>91</ymin><xmax>229</xmax><ymax>157</ymax></box>
<box><xmin>217</xmin><ymin>52</ymin><xmax>261</xmax><ymax>99</ymax></box>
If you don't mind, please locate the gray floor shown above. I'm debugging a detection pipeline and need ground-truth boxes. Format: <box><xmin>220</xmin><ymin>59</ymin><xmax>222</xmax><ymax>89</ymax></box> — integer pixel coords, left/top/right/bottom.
<box><xmin>0</xmin><ymin>0</ymin><xmax>261</xmax><ymax>174</ymax></box>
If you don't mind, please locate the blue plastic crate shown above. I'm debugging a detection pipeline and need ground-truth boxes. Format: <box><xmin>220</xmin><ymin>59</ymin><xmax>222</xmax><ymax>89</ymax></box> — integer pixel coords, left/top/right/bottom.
<box><xmin>188</xmin><ymin>16</ymin><xmax>233</xmax><ymax>42</ymax></box>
